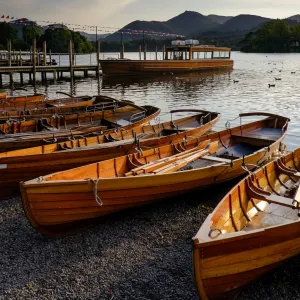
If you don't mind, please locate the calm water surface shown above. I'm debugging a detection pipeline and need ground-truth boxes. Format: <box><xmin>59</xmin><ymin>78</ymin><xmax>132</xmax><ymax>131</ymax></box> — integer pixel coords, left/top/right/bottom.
<box><xmin>3</xmin><ymin>51</ymin><xmax>300</xmax><ymax>150</ymax></box>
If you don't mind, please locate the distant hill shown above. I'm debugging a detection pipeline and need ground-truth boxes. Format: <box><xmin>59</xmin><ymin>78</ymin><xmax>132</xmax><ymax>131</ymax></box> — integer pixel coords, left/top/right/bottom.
<box><xmin>166</xmin><ymin>11</ymin><xmax>218</xmax><ymax>36</ymax></box>
<box><xmin>79</xmin><ymin>32</ymin><xmax>108</xmax><ymax>42</ymax></box>
<box><xmin>287</xmin><ymin>14</ymin><xmax>300</xmax><ymax>22</ymax></box>
<box><xmin>207</xmin><ymin>14</ymin><xmax>233</xmax><ymax>24</ymax></box>
<box><xmin>216</xmin><ymin>14</ymin><xmax>273</xmax><ymax>32</ymax></box>
<box><xmin>106</xmin><ymin>11</ymin><xmax>218</xmax><ymax>41</ymax></box>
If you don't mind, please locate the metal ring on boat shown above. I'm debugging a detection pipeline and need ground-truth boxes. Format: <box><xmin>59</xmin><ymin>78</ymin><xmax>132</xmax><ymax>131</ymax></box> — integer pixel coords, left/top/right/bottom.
<box><xmin>208</xmin><ymin>228</ymin><xmax>222</xmax><ymax>239</ymax></box>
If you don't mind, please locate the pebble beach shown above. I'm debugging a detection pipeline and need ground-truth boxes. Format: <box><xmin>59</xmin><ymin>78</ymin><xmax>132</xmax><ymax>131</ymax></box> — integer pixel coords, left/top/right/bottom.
<box><xmin>1</xmin><ymin>181</ymin><xmax>299</xmax><ymax>300</ymax></box>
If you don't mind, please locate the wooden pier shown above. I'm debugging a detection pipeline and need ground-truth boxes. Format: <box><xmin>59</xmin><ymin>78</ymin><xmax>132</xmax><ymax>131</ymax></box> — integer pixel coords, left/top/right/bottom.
<box><xmin>0</xmin><ymin>39</ymin><xmax>101</xmax><ymax>86</ymax></box>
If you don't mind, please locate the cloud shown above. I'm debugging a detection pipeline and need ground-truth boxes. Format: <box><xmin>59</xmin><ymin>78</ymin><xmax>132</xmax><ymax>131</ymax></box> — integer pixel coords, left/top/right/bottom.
<box><xmin>0</xmin><ymin>0</ymin><xmax>139</xmax><ymax>27</ymax></box>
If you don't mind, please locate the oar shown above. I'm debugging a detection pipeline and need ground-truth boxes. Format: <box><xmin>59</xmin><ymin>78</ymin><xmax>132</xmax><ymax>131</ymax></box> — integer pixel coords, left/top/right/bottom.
<box><xmin>134</xmin><ymin>148</ymin><xmax>205</xmax><ymax>175</ymax></box>
<box><xmin>124</xmin><ymin>140</ymin><xmax>211</xmax><ymax>177</ymax></box>
<box><xmin>152</xmin><ymin>141</ymin><xmax>219</xmax><ymax>175</ymax></box>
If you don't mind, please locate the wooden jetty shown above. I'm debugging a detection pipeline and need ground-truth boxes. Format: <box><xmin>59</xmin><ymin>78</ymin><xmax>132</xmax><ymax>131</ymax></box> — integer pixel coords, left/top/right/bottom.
<box><xmin>0</xmin><ymin>39</ymin><xmax>101</xmax><ymax>86</ymax></box>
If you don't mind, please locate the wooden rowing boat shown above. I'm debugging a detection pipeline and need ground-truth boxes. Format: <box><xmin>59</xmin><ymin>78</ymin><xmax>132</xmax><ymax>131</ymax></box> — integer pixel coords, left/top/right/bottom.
<box><xmin>20</xmin><ymin>112</ymin><xmax>289</xmax><ymax>235</ymax></box>
<box><xmin>0</xmin><ymin>95</ymin><xmax>95</xmax><ymax>113</ymax></box>
<box><xmin>0</xmin><ymin>94</ymin><xmax>133</xmax><ymax>120</ymax></box>
<box><xmin>0</xmin><ymin>101</ymin><xmax>156</xmax><ymax>135</ymax></box>
<box><xmin>0</xmin><ymin>109</ymin><xmax>218</xmax><ymax>186</ymax></box>
<box><xmin>0</xmin><ymin>104</ymin><xmax>159</xmax><ymax>151</ymax></box>
<box><xmin>3</xmin><ymin>93</ymin><xmax>47</xmax><ymax>103</ymax></box>
<box><xmin>0</xmin><ymin>90</ymin><xmax>8</xmax><ymax>99</ymax></box>
<box><xmin>193</xmin><ymin>148</ymin><xmax>300</xmax><ymax>299</ymax></box>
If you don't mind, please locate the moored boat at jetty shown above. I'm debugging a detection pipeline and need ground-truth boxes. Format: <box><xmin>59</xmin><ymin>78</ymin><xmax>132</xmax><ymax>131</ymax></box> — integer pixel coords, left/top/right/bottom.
<box><xmin>100</xmin><ymin>40</ymin><xmax>233</xmax><ymax>76</ymax></box>
<box><xmin>1</xmin><ymin>88</ymin><xmax>47</xmax><ymax>103</ymax></box>
<box><xmin>20</xmin><ymin>112</ymin><xmax>289</xmax><ymax>235</ymax></box>
<box><xmin>0</xmin><ymin>94</ymin><xmax>129</xmax><ymax>119</ymax></box>
<box><xmin>0</xmin><ymin>93</ymin><xmax>95</xmax><ymax>113</ymax></box>
<box><xmin>0</xmin><ymin>101</ymin><xmax>156</xmax><ymax>135</ymax></box>
<box><xmin>0</xmin><ymin>109</ymin><xmax>217</xmax><ymax>187</ymax></box>
<box><xmin>0</xmin><ymin>103</ymin><xmax>159</xmax><ymax>151</ymax></box>
<box><xmin>193</xmin><ymin>148</ymin><xmax>300</xmax><ymax>300</ymax></box>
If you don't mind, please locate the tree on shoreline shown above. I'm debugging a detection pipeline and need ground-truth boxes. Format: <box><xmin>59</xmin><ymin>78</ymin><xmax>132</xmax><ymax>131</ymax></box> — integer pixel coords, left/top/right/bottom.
<box><xmin>240</xmin><ymin>20</ymin><xmax>298</xmax><ymax>53</ymax></box>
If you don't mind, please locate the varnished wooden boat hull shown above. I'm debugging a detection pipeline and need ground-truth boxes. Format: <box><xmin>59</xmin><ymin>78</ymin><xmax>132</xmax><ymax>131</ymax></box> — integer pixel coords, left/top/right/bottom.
<box><xmin>4</xmin><ymin>94</ymin><xmax>47</xmax><ymax>103</ymax></box>
<box><xmin>0</xmin><ymin>97</ymin><xmax>95</xmax><ymax>114</ymax></box>
<box><xmin>193</xmin><ymin>149</ymin><xmax>300</xmax><ymax>299</ymax></box>
<box><xmin>0</xmin><ymin>110</ymin><xmax>218</xmax><ymax>186</ymax></box>
<box><xmin>0</xmin><ymin>91</ymin><xmax>8</xmax><ymax>99</ymax></box>
<box><xmin>0</xmin><ymin>104</ymin><xmax>160</xmax><ymax>151</ymax></box>
<box><xmin>0</xmin><ymin>104</ymin><xmax>156</xmax><ymax>134</ymax></box>
<box><xmin>20</xmin><ymin>113</ymin><xmax>289</xmax><ymax>235</ymax></box>
<box><xmin>100</xmin><ymin>59</ymin><xmax>234</xmax><ymax>76</ymax></box>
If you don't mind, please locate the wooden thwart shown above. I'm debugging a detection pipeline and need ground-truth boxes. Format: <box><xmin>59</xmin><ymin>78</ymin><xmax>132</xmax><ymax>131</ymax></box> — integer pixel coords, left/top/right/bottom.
<box><xmin>246</xmin><ymin>178</ymin><xmax>300</xmax><ymax>209</ymax></box>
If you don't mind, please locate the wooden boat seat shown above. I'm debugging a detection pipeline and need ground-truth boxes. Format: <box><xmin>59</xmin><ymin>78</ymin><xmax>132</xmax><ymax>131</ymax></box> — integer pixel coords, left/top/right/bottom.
<box><xmin>201</xmin><ymin>155</ymin><xmax>233</xmax><ymax>165</ymax></box>
<box><xmin>101</xmin><ymin>118</ymin><xmax>129</xmax><ymax>128</ymax></box>
<box><xmin>262</xmin><ymin>194</ymin><xmax>299</xmax><ymax>209</ymax></box>
<box><xmin>177</xmin><ymin>127</ymin><xmax>197</xmax><ymax>131</ymax></box>
<box><xmin>247</xmin><ymin>178</ymin><xmax>300</xmax><ymax>210</ymax></box>
<box><xmin>231</xmin><ymin>133</ymin><xmax>276</xmax><ymax>147</ymax></box>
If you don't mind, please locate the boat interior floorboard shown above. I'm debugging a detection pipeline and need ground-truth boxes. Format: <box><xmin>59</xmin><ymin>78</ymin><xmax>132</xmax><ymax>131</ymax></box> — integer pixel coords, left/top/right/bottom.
<box><xmin>243</xmin><ymin>202</ymin><xmax>299</xmax><ymax>232</ymax></box>
<box><xmin>179</xmin><ymin>158</ymin><xmax>220</xmax><ymax>171</ymax></box>
<box><xmin>247</xmin><ymin>128</ymin><xmax>282</xmax><ymax>140</ymax></box>
<box><xmin>217</xmin><ymin>143</ymin><xmax>261</xmax><ymax>158</ymax></box>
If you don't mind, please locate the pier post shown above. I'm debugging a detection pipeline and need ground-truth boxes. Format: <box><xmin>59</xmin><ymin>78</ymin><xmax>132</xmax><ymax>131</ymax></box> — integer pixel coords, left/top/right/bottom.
<box><xmin>43</xmin><ymin>41</ymin><xmax>47</xmax><ymax>66</ymax></box>
<box><xmin>13</xmin><ymin>50</ymin><xmax>16</xmax><ymax>65</ymax></box>
<box><xmin>139</xmin><ymin>44</ymin><xmax>142</xmax><ymax>60</ymax></box>
<box><xmin>53</xmin><ymin>70</ymin><xmax>57</xmax><ymax>82</ymax></box>
<box><xmin>0</xmin><ymin>74</ymin><xmax>2</xmax><ymax>87</ymax></box>
<box><xmin>155</xmin><ymin>44</ymin><xmax>158</xmax><ymax>60</ymax></box>
<box><xmin>59</xmin><ymin>53</ymin><xmax>61</xmax><ymax>66</ymax></box>
<box><xmin>69</xmin><ymin>40</ymin><xmax>74</xmax><ymax>80</ymax></box>
<box><xmin>9</xmin><ymin>73</ymin><xmax>13</xmax><ymax>86</ymax></box>
<box><xmin>19</xmin><ymin>50</ymin><xmax>22</xmax><ymax>66</ymax></box>
<box><xmin>144</xmin><ymin>42</ymin><xmax>147</xmax><ymax>60</ymax></box>
<box><xmin>96</xmin><ymin>40</ymin><xmax>100</xmax><ymax>76</ymax></box>
<box><xmin>8</xmin><ymin>40</ymin><xmax>12</xmax><ymax>67</ymax></box>
<box><xmin>163</xmin><ymin>45</ymin><xmax>166</xmax><ymax>59</ymax></box>
<box><xmin>20</xmin><ymin>73</ymin><xmax>23</xmax><ymax>84</ymax></box>
<box><xmin>120</xmin><ymin>43</ymin><xmax>124</xmax><ymax>59</ymax></box>
<box><xmin>49</xmin><ymin>49</ymin><xmax>52</xmax><ymax>65</ymax></box>
<box><xmin>33</xmin><ymin>39</ymin><xmax>37</xmax><ymax>84</ymax></box>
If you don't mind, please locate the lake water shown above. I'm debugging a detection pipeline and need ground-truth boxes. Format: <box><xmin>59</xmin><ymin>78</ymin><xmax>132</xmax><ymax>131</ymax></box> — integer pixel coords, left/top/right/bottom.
<box><xmin>3</xmin><ymin>51</ymin><xmax>300</xmax><ymax>150</ymax></box>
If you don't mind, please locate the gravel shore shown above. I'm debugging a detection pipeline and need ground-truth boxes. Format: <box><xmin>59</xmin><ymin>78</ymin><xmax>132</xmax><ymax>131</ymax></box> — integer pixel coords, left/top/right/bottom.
<box><xmin>0</xmin><ymin>182</ymin><xmax>299</xmax><ymax>300</ymax></box>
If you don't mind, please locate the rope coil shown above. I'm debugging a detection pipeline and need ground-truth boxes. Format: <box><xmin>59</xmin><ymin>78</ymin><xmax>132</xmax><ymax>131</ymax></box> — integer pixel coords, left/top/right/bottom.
<box><xmin>86</xmin><ymin>178</ymin><xmax>103</xmax><ymax>206</ymax></box>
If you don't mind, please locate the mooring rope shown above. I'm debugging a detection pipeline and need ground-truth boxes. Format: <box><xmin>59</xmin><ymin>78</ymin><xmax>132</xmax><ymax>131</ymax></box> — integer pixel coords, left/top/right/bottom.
<box><xmin>86</xmin><ymin>178</ymin><xmax>103</xmax><ymax>206</ymax></box>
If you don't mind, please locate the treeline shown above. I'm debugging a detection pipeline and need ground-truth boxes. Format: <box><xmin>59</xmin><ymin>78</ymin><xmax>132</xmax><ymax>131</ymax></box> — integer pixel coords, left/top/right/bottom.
<box><xmin>240</xmin><ymin>20</ymin><xmax>300</xmax><ymax>53</ymax></box>
<box><xmin>0</xmin><ymin>22</ymin><xmax>94</xmax><ymax>53</ymax></box>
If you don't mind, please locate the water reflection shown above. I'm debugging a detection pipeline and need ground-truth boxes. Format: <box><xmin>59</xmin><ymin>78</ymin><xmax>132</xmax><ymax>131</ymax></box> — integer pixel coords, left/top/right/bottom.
<box><xmin>0</xmin><ymin>52</ymin><xmax>299</xmax><ymax>150</ymax></box>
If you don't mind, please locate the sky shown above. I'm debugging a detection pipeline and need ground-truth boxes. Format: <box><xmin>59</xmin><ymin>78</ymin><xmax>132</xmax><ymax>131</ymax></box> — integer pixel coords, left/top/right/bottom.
<box><xmin>1</xmin><ymin>0</ymin><xmax>300</xmax><ymax>33</ymax></box>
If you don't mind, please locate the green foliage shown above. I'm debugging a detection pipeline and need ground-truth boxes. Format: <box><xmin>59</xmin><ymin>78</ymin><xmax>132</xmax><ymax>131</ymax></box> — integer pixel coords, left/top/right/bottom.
<box><xmin>240</xmin><ymin>20</ymin><xmax>298</xmax><ymax>52</ymax></box>
<box><xmin>23</xmin><ymin>26</ymin><xmax>43</xmax><ymax>47</ymax></box>
<box><xmin>39</xmin><ymin>28</ymin><xmax>94</xmax><ymax>53</ymax></box>
<box><xmin>0</xmin><ymin>23</ymin><xmax>18</xmax><ymax>46</ymax></box>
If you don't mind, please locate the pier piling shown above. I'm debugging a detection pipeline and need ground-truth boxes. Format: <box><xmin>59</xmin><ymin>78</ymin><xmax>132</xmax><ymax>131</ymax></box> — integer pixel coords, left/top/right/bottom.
<box><xmin>8</xmin><ymin>40</ymin><xmax>12</xmax><ymax>67</ymax></box>
<box><xmin>96</xmin><ymin>40</ymin><xmax>100</xmax><ymax>76</ymax></box>
<box><xmin>69</xmin><ymin>40</ymin><xmax>74</xmax><ymax>80</ymax></box>
<box><xmin>33</xmin><ymin>39</ymin><xmax>37</xmax><ymax>84</ymax></box>
<box><xmin>43</xmin><ymin>41</ymin><xmax>47</xmax><ymax>66</ymax></box>
<box><xmin>139</xmin><ymin>45</ymin><xmax>142</xmax><ymax>60</ymax></box>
